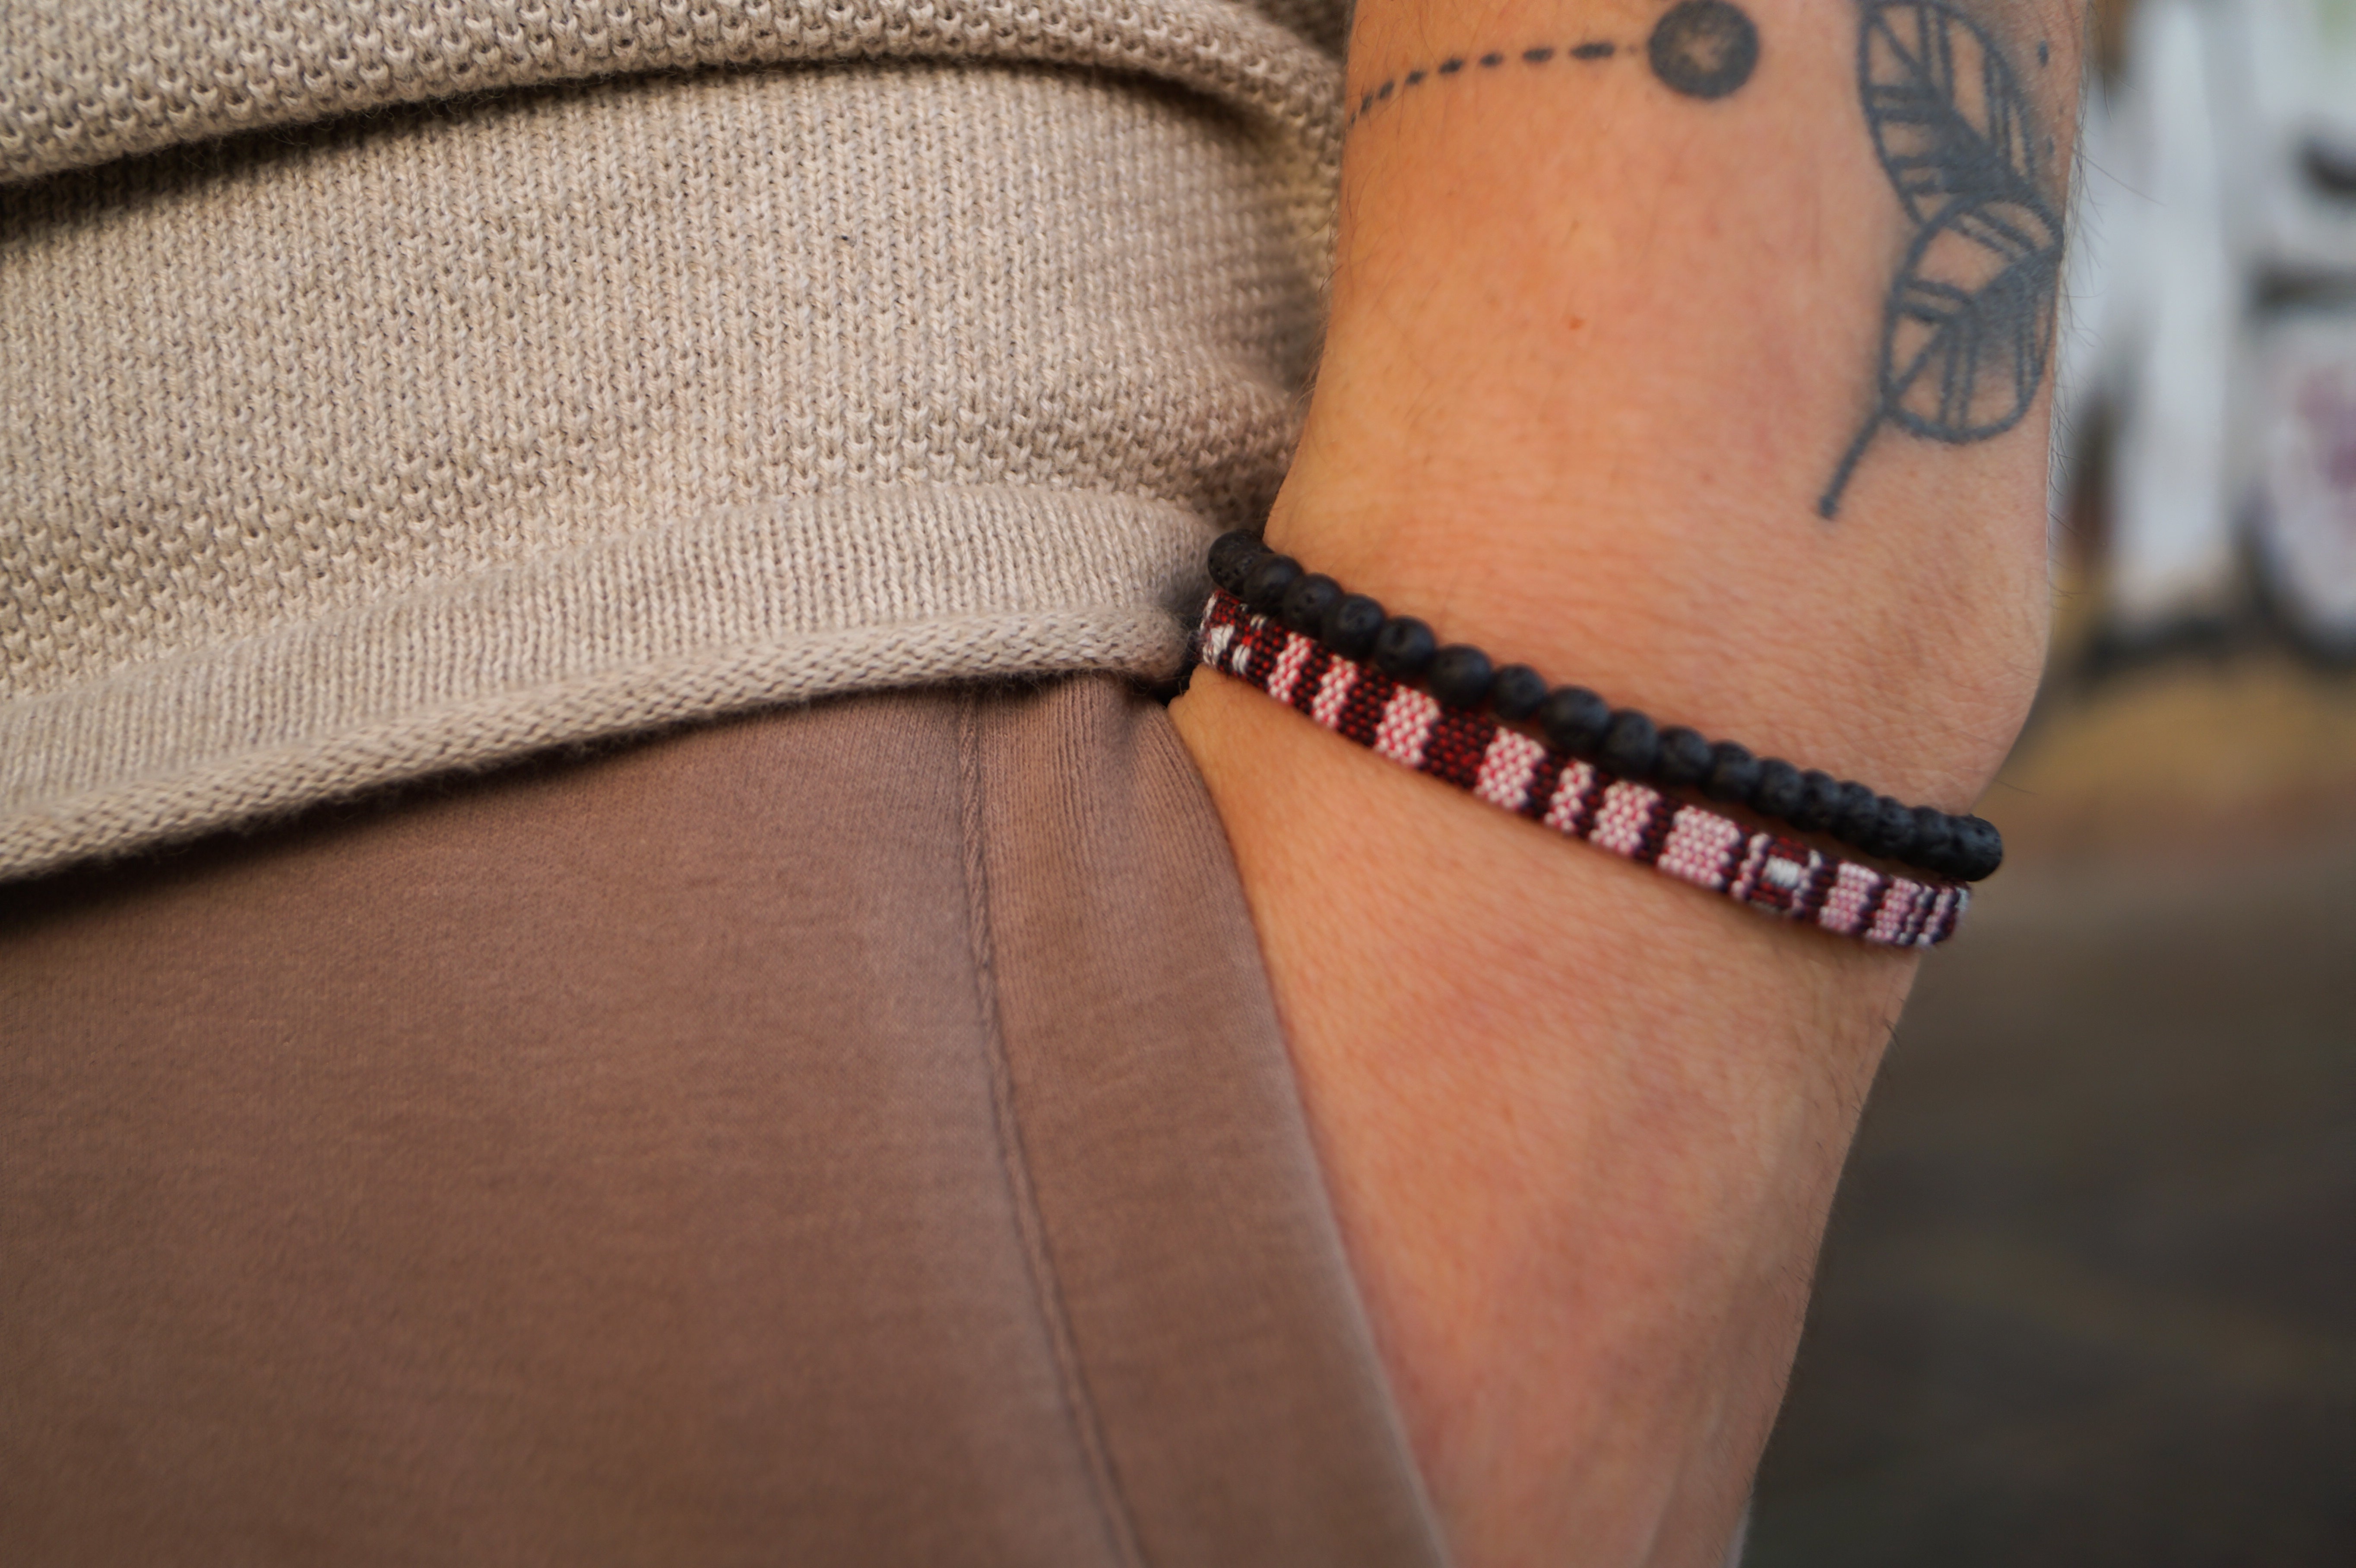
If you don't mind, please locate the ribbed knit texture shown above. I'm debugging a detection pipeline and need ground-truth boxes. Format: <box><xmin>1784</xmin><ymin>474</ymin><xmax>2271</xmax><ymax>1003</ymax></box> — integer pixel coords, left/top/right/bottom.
<box><xmin>0</xmin><ymin>4</ymin><xmax>1345</xmax><ymax>879</ymax></box>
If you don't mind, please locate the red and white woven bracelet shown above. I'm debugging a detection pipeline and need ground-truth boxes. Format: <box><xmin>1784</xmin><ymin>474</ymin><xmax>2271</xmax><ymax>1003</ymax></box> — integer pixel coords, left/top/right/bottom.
<box><xmin>1197</xmin><ymin>587</ymin><xmax>1969</xmax><ymax>949</ymax></box>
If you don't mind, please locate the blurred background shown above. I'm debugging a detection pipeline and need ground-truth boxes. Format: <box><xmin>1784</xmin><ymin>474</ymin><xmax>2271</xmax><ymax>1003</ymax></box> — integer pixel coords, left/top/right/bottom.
<box><xmin>1747</xmin><ymin>0</ymin><xmax>2356</xmax><ymax>1561</ymax></box>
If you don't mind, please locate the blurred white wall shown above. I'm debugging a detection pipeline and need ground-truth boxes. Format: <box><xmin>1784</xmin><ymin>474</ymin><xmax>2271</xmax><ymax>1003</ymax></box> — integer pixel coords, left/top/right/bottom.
<box><xmin>2059</xmin><ymin>0</ymin><xmax>2356</xmax><ymax>652</ymax></box>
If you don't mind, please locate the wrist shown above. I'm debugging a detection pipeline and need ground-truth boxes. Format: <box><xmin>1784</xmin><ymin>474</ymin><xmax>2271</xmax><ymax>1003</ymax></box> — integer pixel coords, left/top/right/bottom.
<box><xmin>1260</xmin><ymin>473</ymin><xmax>2047</xmax><ymax>815</ymax></box>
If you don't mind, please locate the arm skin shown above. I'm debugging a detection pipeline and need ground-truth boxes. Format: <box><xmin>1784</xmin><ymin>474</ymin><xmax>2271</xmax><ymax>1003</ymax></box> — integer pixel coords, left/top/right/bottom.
<box><xmin>1169</xmin><ymin>3</ymin><xmax>2084</xmax><ymax>1564</ymax></box>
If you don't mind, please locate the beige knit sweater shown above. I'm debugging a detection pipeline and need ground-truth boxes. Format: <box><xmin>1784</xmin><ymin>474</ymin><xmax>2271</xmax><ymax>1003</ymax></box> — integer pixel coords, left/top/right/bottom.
<box><xmin>0</xmin><ymin>1</ymin><xmax>1343</xmax><ymax>880</ymax></box>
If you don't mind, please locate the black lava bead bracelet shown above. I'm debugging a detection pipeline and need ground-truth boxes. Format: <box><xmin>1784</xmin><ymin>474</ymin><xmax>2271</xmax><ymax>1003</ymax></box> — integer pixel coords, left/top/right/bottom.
<box><xmin>1206</xmin><ymin>531</ymin><xmax>2003</xmax><ymax>882</ymax></box>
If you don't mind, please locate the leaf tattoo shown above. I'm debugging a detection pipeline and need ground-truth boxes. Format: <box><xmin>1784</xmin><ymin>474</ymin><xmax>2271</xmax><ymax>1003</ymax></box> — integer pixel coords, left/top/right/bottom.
<box><xmin>1819</xmin><ymin>0</ymin><xmax>2063</xmax><ymax>519</ymax></box>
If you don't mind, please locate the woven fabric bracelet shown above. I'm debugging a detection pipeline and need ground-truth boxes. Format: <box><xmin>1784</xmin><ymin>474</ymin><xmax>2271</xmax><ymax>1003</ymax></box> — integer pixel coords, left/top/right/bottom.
<box><xmin>1206</xmin><ymin>531</ymin><xmax>2002</xmax><ymax>884</ymax></box>
<box><xmin>1197</xmin><ymin>586</ymin><xmax>1970</xmax><ymax>949</ymax></box>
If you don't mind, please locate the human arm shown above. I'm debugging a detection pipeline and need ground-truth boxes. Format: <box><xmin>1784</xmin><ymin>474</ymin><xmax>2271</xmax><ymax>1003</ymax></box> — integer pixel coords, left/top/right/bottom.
<box><xmin>1168</xmin><ymin>3</ymin><xmax>2084</xmax><ymax>1564</ymax></box>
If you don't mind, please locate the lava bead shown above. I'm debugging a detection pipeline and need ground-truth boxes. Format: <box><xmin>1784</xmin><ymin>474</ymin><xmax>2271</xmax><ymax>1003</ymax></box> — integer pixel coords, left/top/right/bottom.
<box><xmin>1539</xmin><ymin>686</ymin><xmax>1612</xmax><ymax>755</ymax></box>
<box><xmin>1598</xmin><ymin>709</ymin><xmax>1661</xmax><ymax>779</ymax></box>
<box><xmin>1910</xmin><ymin>806</ymin><xmax>1957</xmax><ymax>876</ymax></box>
<box><xmin>1869</xmin><ymin>794</ymin><xmax>1917</xmax><ymax>860</ymax></box>
<box><xmin>1656</xmin><ymin>726</ymin><xmax>1713</xmax><ymax>788</ymax></box>
<box><xmin>1208</xmin><ymin>530</ymin><xmax>1261</xmax><ymax>593</ymax></box>
<box><xmin>1428</xmin><ymin>645</ymin><xmax>1495</xmax><ymax>708</ymax></box>
<box><xmin>1705</xmin><ymin>741</ymin><xmax>1760</xmax><ymax>803</ymax></box>
<box><xmin>1750</xmin><ymin>758</ymin><xmax>1803</xmax><ymax>819</ymax></box>
<box><xmin>1321</xmin><ymin>594</ymin><xmax>1386</xmax><ymax>660</ymax></box>
<box><xmin>1832</xmin><ymin>781</ymin><xmax>1881</xmax><ymax>846</ymax></box>
<box><xmin>1279</xmin><ymin>573</ymin><xmax>1341</xmax><ymax>636</ymax></box>
<box><xmin>1488</xmin><ymin>663</ymin><xmax>1549</xmax><ymax>722</ymax></box>
<box><xmin>1372</xmin><ymin>616</ymin><xmax>1438</xmax><ymax>680</ymax></box>
<box><xmin>1790</xmin><ymin>769</ymin><xmax>1842</xmax><ymax>833</ymax></box>
<box><xmin>1951</xmin><ymin>815</ymin><xmax>2004</xmax><ymax>881</ymax></box>
<box><xmin>1241</xmin><ymin>553</ymin><xmax>1302</xmax><ymax>613</ymax></box>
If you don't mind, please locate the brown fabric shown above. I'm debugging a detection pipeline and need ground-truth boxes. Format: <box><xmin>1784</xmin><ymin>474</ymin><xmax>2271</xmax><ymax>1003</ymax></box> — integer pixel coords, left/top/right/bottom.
<box><xmin>0</xmin><ymin>675</ymin><xmax>1443</xmax><ymax>1568</ymax></box>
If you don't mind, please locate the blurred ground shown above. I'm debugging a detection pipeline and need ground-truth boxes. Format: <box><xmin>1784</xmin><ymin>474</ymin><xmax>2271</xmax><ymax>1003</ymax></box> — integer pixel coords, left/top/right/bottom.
<box><xmin>1747</xmin><ymin>650</ymin><xmax>2356</xmax><ymax>1566</ymax></box>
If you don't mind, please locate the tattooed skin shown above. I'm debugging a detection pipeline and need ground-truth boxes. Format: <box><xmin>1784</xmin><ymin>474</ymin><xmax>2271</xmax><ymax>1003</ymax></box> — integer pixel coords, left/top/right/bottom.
<box><xmin>1820</xmin><ymin>0</ymin><xmax>2066</xmax><ymax>518</ymax></box>
<box><xmin>1344</xmin><ymin>0</ymin><xmax>2063</xmax><ymax>524</ymax></box>
<box><xmin>1345</xmin><ymin>0</ymin><xmax>1761</xmax><ymax>129</ymax></box>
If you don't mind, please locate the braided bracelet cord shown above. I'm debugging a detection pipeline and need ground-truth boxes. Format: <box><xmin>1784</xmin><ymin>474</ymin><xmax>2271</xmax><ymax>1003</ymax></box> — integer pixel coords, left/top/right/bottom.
<box><xmin>1197</xmin><ymin>588</ymin><xmax>1969</xmax><ymax>949</ymax></box>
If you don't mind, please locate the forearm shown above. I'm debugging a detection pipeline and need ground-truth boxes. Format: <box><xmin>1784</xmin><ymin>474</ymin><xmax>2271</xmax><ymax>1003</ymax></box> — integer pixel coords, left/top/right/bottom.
<box><xmin>1171</xmin><ymin>3</ymin><xmax>2083</xmax><ymax>1564</ymax></box>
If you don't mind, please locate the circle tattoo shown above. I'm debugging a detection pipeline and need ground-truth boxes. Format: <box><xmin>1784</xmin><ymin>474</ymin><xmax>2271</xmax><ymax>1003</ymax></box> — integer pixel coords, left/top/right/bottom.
<box><xmin>1647</xmin><ymin>0</ymin><xmax>1761</xmax><ymax>100</ymax></box>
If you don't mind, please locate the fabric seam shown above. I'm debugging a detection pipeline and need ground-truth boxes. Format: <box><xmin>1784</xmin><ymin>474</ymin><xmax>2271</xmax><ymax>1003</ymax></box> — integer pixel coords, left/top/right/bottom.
<box><xmin>954</xmin><ymin>688</ymin><xmax>1150</xmax><ymax>1568</ymax></box>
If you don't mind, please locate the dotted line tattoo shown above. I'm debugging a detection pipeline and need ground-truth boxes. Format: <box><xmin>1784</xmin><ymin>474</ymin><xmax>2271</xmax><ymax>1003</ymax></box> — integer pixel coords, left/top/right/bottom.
<box><xmin>1818</xmin><ymin>0</ymin><xmax>2065</xmax><ymax>519</ymax></box>
<box><xmin>1346</xmin><ymin>0</ymin><xmax>1761</xmax><ymax>130</ymax></box>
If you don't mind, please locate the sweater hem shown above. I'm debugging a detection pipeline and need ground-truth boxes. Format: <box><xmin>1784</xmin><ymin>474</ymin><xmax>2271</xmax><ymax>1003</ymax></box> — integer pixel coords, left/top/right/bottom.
<box><xmin>0</xmin><ymin>484</ymin><xmax>1212</xmax><ymax>882</ymax></box>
